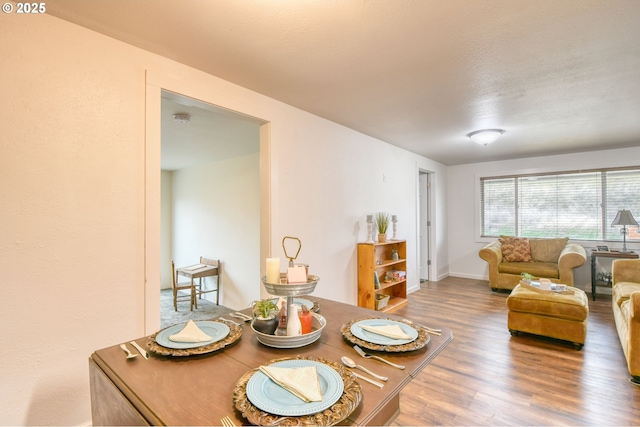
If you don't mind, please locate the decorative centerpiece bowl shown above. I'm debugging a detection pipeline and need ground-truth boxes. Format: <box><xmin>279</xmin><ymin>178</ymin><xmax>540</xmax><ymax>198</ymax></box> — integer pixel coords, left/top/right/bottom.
<box><xmin>251</xmin><ymin>312</ymin><xmax>326</xmax><ymax>348</ymax></box>
<box><xmin>261</xmin><ymin>274</ymin><xmax>319</xmax><ymax>296</ymax></box>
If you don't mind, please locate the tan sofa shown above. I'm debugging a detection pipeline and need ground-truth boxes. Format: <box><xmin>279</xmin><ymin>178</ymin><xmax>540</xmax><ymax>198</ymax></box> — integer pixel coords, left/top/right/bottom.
<box><xmin>479</xmin><ymin>237</ymin><xmax>586</xmax><ymax>291</ymax></box>
<box><xmin>612</xmin><ymin>259</ymin><xmax>640</xmax><ymax>383</ymax></box>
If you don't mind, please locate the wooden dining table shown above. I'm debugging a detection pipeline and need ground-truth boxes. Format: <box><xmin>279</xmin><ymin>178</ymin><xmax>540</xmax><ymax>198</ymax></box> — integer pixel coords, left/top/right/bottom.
<box><xmin>89</xmin><ymin>296</ymin><xmax>452</xmax><ymax>426</ymax></box>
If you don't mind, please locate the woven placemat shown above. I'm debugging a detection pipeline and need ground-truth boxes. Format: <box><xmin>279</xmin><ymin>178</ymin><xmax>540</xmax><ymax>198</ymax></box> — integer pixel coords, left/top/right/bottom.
<box><xmin>146</xmin><ymin>319</ymin><xmax>242</xmax><ymax>357</ymax></box>
<box><xmin>233</xmin><ymin>356</ymin><xmax>362</xmax><ymax>426</ymax></box>
<box><xmin>341</xmin><ymin>317</ymin><xmax>430</xmax><ymax>352</ymax></box>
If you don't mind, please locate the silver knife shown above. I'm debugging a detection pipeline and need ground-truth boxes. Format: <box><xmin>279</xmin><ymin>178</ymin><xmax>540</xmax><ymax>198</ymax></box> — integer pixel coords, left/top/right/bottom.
<box><xmin>351</xmin><ymin>371</ymin><xmax>384</xmax><ymax>388</ymax></box>
<box><xmin>129</xmin><ymin>341</ymin><xmax>149</xmax><ymax>359</ymax></box>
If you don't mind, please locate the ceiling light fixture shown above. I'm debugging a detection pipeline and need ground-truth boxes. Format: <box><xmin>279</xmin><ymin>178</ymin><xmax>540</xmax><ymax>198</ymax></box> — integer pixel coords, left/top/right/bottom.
<box><xmin>467</xmin><ymin>129</ymin><xmax>504</xmax><ymax>146</ymax></box>
<box><xmin>173</xmin><ymin>113</ymin><xmax>191</xmax><ymax>123</ymax></box>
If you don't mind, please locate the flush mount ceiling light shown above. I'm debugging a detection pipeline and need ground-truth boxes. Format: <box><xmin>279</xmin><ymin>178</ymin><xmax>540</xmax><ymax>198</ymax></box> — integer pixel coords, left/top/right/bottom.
<box><xmin>467</xmin><ymin>129</ymin><xmax>504</xmax><ymax>146</ymax></box>
<box><xmin>173</xmin><ymin>113</ymin><xmax>191</xmax><ymax>123</ymax></box>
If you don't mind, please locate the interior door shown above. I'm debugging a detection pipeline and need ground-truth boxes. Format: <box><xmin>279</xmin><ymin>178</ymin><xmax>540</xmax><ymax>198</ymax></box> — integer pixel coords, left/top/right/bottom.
<box><xmin>419</xmin><ymin>171</ymin><xmax>431</xmax><ymax>281</ymax></box>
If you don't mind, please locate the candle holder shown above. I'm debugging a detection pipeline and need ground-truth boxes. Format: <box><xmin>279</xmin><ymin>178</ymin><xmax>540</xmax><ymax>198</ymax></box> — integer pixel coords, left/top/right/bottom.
<box><xmin>365</xmin><ymin>215</ymin><xmax>374</xmax><ymax>244</ymax></box>
<box><xmin>391</xmin><ymin>215</ymin><xmax>398</xmax><ymax>240</ymax></box>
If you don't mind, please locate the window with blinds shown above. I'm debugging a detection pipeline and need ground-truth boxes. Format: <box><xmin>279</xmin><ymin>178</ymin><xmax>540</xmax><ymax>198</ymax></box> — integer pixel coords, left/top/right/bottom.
<box><xmin>480</xmin><ymin>167</ymin><xmax>640</xmax><ymax>241</ymax></box>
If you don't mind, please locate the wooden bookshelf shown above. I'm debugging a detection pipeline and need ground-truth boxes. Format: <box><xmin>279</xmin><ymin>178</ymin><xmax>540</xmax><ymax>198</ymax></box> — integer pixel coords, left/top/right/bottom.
<box><xmin>357</xmin><ymin>240</ymin><xmax>408</xmax><ymax>313</ymax></box>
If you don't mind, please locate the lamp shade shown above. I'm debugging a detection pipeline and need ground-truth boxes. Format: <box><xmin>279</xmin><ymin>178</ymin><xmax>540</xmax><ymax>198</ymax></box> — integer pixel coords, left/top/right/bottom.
<box><xmin>467</xmin><ymin>129</ymin><xmax>504</xmax><ymax>146</ymax></box>
<box><xmin>611</xmin><ymin>209</ymin><xmax>638</xmax><ymax>226</ymax></box>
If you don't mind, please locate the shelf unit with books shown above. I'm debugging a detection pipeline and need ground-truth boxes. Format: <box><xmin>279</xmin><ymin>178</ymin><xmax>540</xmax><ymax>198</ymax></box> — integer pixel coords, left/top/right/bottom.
<box><xmin>357</xmin><ymin>240</ymin><xmax>408</xmax><ymax>313</ymax></box>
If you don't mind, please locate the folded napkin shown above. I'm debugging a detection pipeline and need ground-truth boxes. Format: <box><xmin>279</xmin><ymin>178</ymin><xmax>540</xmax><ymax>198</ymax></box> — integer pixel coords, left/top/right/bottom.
<box><xmin>258</xmin><ymin>365</ymin><xmax>323</xmax><ymax>402</ymax></box>
<box><xmin>360</xmin><ymin>324</ymin><xmax>412</xmax><ymax>340</ymax></box>
<box><xmin>169</xmin><ymin>320</ymin><xmax>213</xmax><ymax>343</ymax></box>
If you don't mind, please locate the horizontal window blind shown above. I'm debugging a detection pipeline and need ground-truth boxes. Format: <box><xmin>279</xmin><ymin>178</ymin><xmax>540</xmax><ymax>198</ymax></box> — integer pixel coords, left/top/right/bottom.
<box><xmin>481</xmin><ymin>167</ymin><xmax>640</xmax><ymax>241</ymax></box>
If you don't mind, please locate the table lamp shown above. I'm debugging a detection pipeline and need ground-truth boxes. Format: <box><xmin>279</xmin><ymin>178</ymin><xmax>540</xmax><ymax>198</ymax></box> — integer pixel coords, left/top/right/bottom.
<box><xmin>611</xmin><ymin>209</ymin><xmax>638</xmax><ymax>253</ymax></box>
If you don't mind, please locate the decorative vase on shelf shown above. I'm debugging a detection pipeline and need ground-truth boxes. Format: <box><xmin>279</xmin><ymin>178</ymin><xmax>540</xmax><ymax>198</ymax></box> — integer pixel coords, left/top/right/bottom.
<box><xmin>378</xmin><ymin>233</ymin><xmax>387</xmax><ymax>243</ymax></box>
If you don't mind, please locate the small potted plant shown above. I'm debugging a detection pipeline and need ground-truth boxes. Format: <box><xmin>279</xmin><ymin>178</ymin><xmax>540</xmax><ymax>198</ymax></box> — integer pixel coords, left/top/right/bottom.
<box><xmin>251</xmin><ymin>298</ymin><xmax>279</xmax><ymax>335</ymax></box>
<box><xmin>375</xmin><ymin>212</ymin><xmax>390</xmax><ymax>243</ymax></box>
<box><xmin>520</xmin><ymin>272</ymin><xmax>533</xmax><ymax>283</ymax></box>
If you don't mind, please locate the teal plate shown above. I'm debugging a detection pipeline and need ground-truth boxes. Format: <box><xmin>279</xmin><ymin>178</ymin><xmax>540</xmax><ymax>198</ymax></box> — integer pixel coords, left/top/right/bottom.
<box><xmin>155</xmin><ymin>321</ymin><xmax>230</xmax><ymax>349</ymax></box>
<box><xmin>350</xmin><ymin>318</ymin><xmax>418</xmax><ymax>345</ymax></box>
<box><xmin>246</xmin><ymin>359</ymin><xmax>344</xmax><ymax>416</ymax></box>
<box><xmin>270</xmin><ymin>297</ymin><xmax>315</xmax><ymax>311</ymax></box>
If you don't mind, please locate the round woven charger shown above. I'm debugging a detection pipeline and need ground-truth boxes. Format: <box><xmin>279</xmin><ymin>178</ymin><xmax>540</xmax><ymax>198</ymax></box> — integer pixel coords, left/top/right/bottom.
<box><xmin>233</xmin><ymin>356</ymin><xmax>362</xmax><ymax>426</ymax></box>
<box><xmin>146</xmin><ymin>319</ymin><xmax>243</xmax><ymax>357</ymax></box>
<box><xmin>341</xmin><ymin>317</ymin><xmax>430</xmax><ymax>352</ymax></box>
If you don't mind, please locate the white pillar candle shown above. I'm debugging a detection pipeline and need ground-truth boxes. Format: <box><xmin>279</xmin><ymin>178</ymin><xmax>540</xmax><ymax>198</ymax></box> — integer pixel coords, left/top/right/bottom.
<box><xmin>266</xmin><ymin>258</ymin><xmax>280</xmax><ymax>284</ymax></box>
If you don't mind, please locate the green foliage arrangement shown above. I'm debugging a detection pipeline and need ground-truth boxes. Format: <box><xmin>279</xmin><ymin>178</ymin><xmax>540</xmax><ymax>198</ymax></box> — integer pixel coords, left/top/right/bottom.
<box><xmin>375</xmin><ymin>212</ymin><xmax>390</xmax><ymax>234</ymax></box>
<box><xmin>252</xmin><ymin>299</ymin><xmax>279</xmax><ymax>319</ymax></box>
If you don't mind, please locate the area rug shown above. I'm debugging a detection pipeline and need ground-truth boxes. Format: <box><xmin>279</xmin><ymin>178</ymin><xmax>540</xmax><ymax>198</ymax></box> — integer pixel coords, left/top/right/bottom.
<box><xmin>160</xmin><ymin>289</ymin><xmax>234</xmax><ymax>329</ymax></box>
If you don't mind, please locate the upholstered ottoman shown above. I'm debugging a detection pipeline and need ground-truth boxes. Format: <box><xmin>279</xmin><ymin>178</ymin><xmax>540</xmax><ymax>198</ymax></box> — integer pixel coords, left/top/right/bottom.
<box><xmin>507</xmin><ymin>283</ymin><xmax>589</xmax><ymax>349</ymax></box>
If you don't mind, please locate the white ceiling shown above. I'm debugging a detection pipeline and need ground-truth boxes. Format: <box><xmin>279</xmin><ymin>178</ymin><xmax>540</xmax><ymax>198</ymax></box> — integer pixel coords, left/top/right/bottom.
<box><xmin>161</xmin><ymin>92</ymin><xmax>262</xmax><ymax>171</ymax></box>
<box><xmin>47</xmin><ymin>0</ymin><xmax>640</xmax><ymax>166</ymax></box>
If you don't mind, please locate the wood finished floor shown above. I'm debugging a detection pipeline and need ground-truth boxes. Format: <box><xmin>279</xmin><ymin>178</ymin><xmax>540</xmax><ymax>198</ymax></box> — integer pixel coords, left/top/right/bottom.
<box><xmin>391</xmin><ymin>277</ymin><xmax>640</xmax><ymax>426</ymax></box>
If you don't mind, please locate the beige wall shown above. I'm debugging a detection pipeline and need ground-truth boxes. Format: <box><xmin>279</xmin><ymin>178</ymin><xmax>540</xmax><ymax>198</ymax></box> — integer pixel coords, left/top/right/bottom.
<box><xmin>171</xmin><ymin>153</ymin><xmax>261</xmax><ymax>310</ymax></box>
<box><xmin>161</xmin><ymin>170</ymin><xmax>173</xmax><ymax>289</ymax></box>
<box><xmin>1</xmin><ymin>12</ymin><xmax>447</xmax><ymax>425</ymax></box>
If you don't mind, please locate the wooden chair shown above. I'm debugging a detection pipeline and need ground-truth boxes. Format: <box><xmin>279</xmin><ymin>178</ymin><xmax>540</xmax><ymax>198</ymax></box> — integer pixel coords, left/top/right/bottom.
<box><xmin>171</xmin><ymin>260</ymin><xmax>197</xmax><ymax>311</ymax></box>
<box><xmin>196</xmin><ymin>256</ymin><xmax>221</xmax><ymax>305</ymax></box>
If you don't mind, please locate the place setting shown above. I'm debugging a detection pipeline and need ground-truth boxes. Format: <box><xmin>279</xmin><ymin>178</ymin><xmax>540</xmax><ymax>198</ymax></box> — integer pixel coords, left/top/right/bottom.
<box><xmin>146</xmin><ymin>318</ymin><xmax>243</xmax><ymax>357</ymax></box>
<box><xmin>232</xmin><ymin>355</ymin><xmax>362</xmax><ymax>426</ymax></box>
<box><xmin>340</xmin><ymin>317</ymin><xmax>434</xmax><ymax>352</ymax></box>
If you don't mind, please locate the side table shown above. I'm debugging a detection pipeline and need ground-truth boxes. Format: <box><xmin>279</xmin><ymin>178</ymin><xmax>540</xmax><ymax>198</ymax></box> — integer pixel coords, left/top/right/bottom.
<box><xmin>590</xmin><ymin>250</ymin><xmax>639</xmax><ymax>301</ymax></box>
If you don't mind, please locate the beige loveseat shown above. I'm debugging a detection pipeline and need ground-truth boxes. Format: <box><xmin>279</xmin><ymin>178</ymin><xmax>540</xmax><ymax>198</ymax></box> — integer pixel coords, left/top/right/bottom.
<box><xmin>612</xmin><ymin>259</ymin><xmax>640</xmax><ymax>383</ymax></box>
<box><xmin>479</xmin><ymin>237</ymin><xmax>586</xmax><ymax>291</ymax></box>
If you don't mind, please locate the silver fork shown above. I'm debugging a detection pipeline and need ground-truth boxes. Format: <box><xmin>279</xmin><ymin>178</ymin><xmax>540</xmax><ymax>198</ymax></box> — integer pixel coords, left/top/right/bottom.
<box><xmin>402</xmin><ymin>319</ymin><xmax>442</xmax><ymax>335</ymax></box>
<box><xmin>219</xmin><ymin>317</ymin><xmax>241</xmax><ymax>326</ymax></box>
<box><xmin>220</xmin><ymin>416</ymin><xmax>236</xmax><ymax>426</ymax></box>
<box><xmin>353</xmin><ymin>345</ymin><xmax>405</xmax><ymax>369</ymax></box>
<box><xmin>229</xmin><ymin>312</ymin><xmax>252</xmax><ymax>322</ymax></box>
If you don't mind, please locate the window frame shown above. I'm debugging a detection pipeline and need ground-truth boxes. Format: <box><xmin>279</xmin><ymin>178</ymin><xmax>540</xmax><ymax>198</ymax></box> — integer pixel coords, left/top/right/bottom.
<box><xmin>477</xmin><ymin>165</ymin><xmax>640</xmax><ymax>242</ymax></box>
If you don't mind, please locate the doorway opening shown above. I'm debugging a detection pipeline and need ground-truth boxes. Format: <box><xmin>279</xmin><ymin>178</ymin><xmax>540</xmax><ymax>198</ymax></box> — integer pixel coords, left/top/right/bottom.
<box><xmin>145</xmin><ymin>74</ymin><xmax>272</xmax><ymax>334</ymax></box>
<box><xmin>159</xmin><ymin>90</ymin><xmax>263</xmax><ymax>324</ymax></box>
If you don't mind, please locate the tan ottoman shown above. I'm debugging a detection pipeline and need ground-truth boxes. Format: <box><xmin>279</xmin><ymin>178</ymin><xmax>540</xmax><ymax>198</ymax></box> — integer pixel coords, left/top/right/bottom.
<box><xmin>506</xmin><ymin>283</ymin><xmax>589</xmax><ymax>349</ymax></box>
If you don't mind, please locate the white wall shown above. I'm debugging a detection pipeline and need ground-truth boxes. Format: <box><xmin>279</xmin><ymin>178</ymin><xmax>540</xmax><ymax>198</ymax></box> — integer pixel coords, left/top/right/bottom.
<box><xmin>161</xmin><ymin>170</ymin><xmax>173</xmax><ymax>289</ymax></box>
<box><xmin>448</xmin><ymin>146</ymin><xmax>640</xmax><ymax>292</ymax></box>
<box><xmin>0</xmin><ymin>13</ymin><xmax>447</xmax><ymax>425</ymax></box>
<box><xmin>171</xmin><ymin>153</ymin><xmax>260</xmax><ymax>310</ymax></box>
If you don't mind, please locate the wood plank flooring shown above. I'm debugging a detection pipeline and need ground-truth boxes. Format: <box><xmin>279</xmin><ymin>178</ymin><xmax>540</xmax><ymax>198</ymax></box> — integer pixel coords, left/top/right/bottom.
<box><xmin>391</xmin><ymin>277</ymin><xmax>640</xmax><ymax>426</ymax></box>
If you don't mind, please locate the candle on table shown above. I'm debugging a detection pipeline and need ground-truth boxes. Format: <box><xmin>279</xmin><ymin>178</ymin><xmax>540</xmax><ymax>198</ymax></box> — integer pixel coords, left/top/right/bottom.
<box><xmin>298</xmin><ymin>305</ymin><xmax>313</xmax><ymax>334</ymax></box>
<box><xmin>266</xmin><ymin>257</ymin><xmax>280</xmax><ymax>284</ymax></box>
